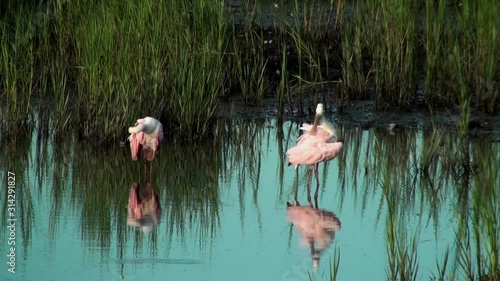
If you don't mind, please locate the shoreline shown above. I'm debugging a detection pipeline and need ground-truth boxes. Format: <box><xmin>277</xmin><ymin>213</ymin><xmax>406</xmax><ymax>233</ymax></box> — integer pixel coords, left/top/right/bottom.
<box><xmin>215</xmin><ymin>94</ymin><xmax>500</xmax><ymax>138</ymax></box>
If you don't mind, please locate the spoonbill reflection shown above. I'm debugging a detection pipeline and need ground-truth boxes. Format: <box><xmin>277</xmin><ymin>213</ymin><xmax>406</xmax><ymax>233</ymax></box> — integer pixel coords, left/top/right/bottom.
<box><xmin>287</xmin><ymin>103</ymin><xmax>343</xmax><ymax>186</ymax></box>
<box><xmin>128</xmin><ymin>117</ymin><xmax>163</xmax><ymax>180</ymax></box>
<box><xmin>127</xmin><ymin>182</ymin><xmax>161</xmax><ymax>233</ymax></box>
<box><xmin>286</xmin><ymin>199</ymin><xmax>341</xmax><ymax>269</ymax></box>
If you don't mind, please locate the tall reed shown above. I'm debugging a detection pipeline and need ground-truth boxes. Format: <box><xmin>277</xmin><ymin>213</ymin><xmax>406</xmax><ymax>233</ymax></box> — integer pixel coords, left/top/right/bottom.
<box><xmin>70</xmin><ymin>0</ymin><xmax>170</xmax><ymax>141</ymax></box>
<box><xmin>233</xmin><ymin>26</ymin><xmax>268</xmax><ymax>106</ymax></box>
<box><xmin>464</xmin><ymin>0</ymin><xmax>499</xmax><ymax>111</ymax></box>
<box><xmin>276</xmin><ymin>39</ymin><xmax>290</xmax><ymax>116</ymax></box>
<box><xmin>163</xmin><ymin>0</ymin><xmax>229</xmax><ymax>138</ymax></box>
<box><xmin>370</xmin><ymin>0</ymin><xmax>417</xmax><ymax>107</ymax></box>
<box><xmin>340</xmin><ymin>3</ymin><xmax>365</xmax><ymax>106</ymax></box>
<box><xmin>0</xmin><ymin>6</ymin><xmax>36</xmax><ymax>139</ymax></box>
<box><xmin>424</xmin><ymin>0</ymin><xmax>447</xmax><ymax>104</ymax></box>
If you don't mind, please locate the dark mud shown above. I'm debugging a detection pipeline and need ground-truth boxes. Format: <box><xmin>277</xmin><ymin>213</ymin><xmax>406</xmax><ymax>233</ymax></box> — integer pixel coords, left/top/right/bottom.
<box><xmin>215</xmin><ymin>94</ymin><xmax>500</xmax><ymax>139</ymax></box>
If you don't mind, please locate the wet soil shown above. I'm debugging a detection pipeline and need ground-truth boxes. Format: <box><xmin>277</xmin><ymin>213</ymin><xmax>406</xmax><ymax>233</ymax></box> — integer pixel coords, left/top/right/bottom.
<box><xmin>215</xmin><ymin>94</ymin><xmax>500</xmax><ymax>140</ymax></box>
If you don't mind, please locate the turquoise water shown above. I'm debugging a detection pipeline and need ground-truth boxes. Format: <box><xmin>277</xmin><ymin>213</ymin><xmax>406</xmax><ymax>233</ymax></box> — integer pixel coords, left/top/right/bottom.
<box><xmin>1</xmin><ymin>118</ymin><xmax>498</xmax><ymax>281</ymax></box>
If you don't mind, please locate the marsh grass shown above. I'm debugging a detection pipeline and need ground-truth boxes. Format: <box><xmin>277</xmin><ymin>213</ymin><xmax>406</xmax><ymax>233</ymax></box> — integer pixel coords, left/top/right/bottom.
<box><xmin>371</xmin><ymin>0</ymin><xmax>417</xmax><ymax>107</ymax></box>
<box><xmin>164</xmin><ymin>0</ymin><xmax>229</xmax><ymax>138</ymax></box>
<box><xmin>2</xmin><ymin>0</ymin><xmax>229</xmax><ymax>142</ymax></box>
<box><xmin>233</xmin><ymin>26</ymin><xmax>269</xmax><ymax>106</ymax></box>
<box><xmin>423</xmin><ymin>0</ymin><xmax>499</xmax><ymax>110</ymax></box>
<box><xmin>0</xmin><ymin>8</ymin><xmax>36</xmax><ymax>139</ymax></box>
<box><xmin>1</xmin><ymin>0</ymin><xmax>499</xmax><ymax>141</ymax></box>
<box><xmin>340</xmin><ymin>3</ymin><xmax>365</xmax><ymax>107</ymax></box>
<box><xmin>274</xmin><ymin>0</ymin><xmax>341</xmax><ymax>113</ymax></box>
<box><xmin>461</xmin><ymin>0</ymin><xmax>499</xmax><ymax>111</ymax></box>
<box><xmin>431</xmin><ymin>247</ymin><xmax>450</xmax><ymax>281</ymax></box>
<box><xmin>276</xmin><ymin>39</ymin><xmax>290</xmax><ymax>115</ymax></box>
<box><xmin>424</xmin><ymin>0</ymin><xmax>448</xmax><ymax>104</ymax></box>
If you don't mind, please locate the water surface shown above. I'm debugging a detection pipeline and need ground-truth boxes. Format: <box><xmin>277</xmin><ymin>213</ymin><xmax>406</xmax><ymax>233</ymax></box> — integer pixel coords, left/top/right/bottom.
<box><xmin>1</xmin><ymin>117</ymin><xmax>498</xmax><ymax>281</ymax></box>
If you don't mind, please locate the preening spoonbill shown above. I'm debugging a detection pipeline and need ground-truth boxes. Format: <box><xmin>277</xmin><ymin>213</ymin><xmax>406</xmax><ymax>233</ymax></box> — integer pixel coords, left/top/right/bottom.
<box><xmin>128</xmin><ymin>117</ymin><xmax>163</xmax><ymax>180</ymax></box>
<box><xmin>286</xmin><ymin>104</ymin><xmax>343</xmax><ymax>187</ymax></box>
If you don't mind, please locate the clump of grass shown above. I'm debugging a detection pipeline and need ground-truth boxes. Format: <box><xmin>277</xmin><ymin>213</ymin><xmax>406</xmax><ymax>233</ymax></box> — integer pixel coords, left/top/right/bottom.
<box><xmin>470</xmin><ymin>144</ymin><xmax>499</xmax><ymax>280</ymax></box>
<box><xmin>276</xmin><ymin>0</ymin><xmax>340</xmax><ymax>113</ymax></box>
<box><xmin>453</xmin><ymin>41</ymin><xmax>471</xmax><ymax>141</ymax></box>
<box><xmin>370</xmin><ymin>0</ymin><xmax>417</xmax><ymax>107</ymax></box>
<box><xmin>340</xmin><ymin>3</ymin><xmax>365</xmax><ymax>107</ymax></box>
<box><xmin>424</xmin><ymin>0</ymin><xmax>499</xmax><ymax>110</ymax></box>
<box><xmin>71</xmin><ymin>0</ymin><xmax>176</xmax><ymax>141</ymax></box>
<box><xmin>420</xmin><ymin>123</ymin><xmax>445</xmax><ymax>175</ymax></box>
<box><xmin>2</xmin><ymin>0</ymin><xmax>231</xmax><ymax>143</ymax></box>
<box><xmin>0</xmin><ymin>6</ymin><xmax>36</xmax><ymax>140</ymax></box>
<box><xmin>163</xmin><ymin>0</ymin><xmax>229</xmax><ymax>138</ymax></box>
<box><xmin>297</xmin><ymin>0</ymin><xmax>340</xmax><ymax>42</ymax></box>
<box><xmin>233</xmin><ymin>27</ymin><xmax>269</xmax><ymax>106</ymax></box>
<box><xmin>423</xmin><ymin>0</ymin><xmax>447</xmax><ymax>104</ymax></box>
<box><xmin>464</xmin><ymin>0</ymin><xmax>499</xmax><ymax>111</ymax></box>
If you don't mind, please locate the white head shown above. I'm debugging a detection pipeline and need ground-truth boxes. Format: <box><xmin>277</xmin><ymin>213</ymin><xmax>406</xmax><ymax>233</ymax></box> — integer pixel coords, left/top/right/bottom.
<box><xmin>316</xmin><ymin>103</ymin><xmax>324</xmax><ymax>115</ymax></box>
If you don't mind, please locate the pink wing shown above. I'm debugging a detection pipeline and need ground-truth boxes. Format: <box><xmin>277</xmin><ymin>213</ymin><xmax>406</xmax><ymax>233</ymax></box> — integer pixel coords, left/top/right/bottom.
<box><xmin>323</xmin><ymin>142</ymin><xmax>343</xmax><ymax>162</ymax></box>
<box><xmin>287</xmin><ymin>142</ymin><xmax>343</xmax><ymax>165</ymax></box>
<box><xmin>297</xmin><ymin>127</ymin><xmax>330</xmax><ymax>145</ymax></box>
<box><xmin>287</xmin><ymin>143</ymin><xmax>324</xmax><ymax>165</ymax></box>
<box><xmin>129</xmin><ymin>131</ymin><xmax>144</xmax><ymax>161</ymax></box>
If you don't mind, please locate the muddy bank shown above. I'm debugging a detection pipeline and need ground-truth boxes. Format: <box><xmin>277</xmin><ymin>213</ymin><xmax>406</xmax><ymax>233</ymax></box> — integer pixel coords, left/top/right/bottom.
<box><xmin>215</xmin><ymin>94</ymin><xmax>500</xmax><ymax>139</ymax></box>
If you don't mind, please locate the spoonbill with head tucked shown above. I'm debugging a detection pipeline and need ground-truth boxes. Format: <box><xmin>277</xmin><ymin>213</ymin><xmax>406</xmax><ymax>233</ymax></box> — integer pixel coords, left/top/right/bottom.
<box><xmin>128</xmin><ymin>117</ymin><xmax>163</xmax><ymax>180</ymax></box>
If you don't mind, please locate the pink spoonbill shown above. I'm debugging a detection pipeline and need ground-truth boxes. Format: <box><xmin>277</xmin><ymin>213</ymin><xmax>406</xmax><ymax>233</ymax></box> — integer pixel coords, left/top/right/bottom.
<box><xmin>128</xmin><ymin>117</ymin><xmax>164</xmax><ymax>180</ymax></box>
<box><xmin>286</xmin><ymin>103</ymin><xmax>343</xmax><ymax>189</ymax></box>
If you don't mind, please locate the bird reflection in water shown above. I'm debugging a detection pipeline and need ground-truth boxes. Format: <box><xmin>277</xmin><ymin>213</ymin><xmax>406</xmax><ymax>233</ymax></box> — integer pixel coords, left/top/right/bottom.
<box><xmin>286</xmin><ymin>184</ymin><xmax>341</xmax><ymax>269</ymax></box>
<box><xmin>127</xmin><ymin>182</ymin><xmax>161</xmax><ymax>233</ymax></box>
